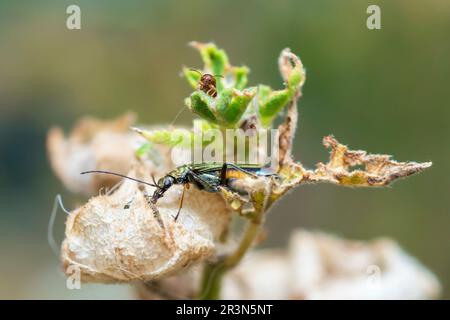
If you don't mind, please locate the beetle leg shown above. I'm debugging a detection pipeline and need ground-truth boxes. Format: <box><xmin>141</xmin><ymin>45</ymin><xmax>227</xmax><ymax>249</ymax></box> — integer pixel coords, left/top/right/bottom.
<box><xmin>174</xmin><ymin>183</ymin><xmax>188</xmax><ymax>221</ymax></box>
<box><xmin>206</xmin><ymin>87</ymin><xmax>217</xmax><ymax>97</ymax></box>
<box><xmin>220</xmin><ymin>163</ymin><xmax>228</xmax><ymax>185</ymax></box>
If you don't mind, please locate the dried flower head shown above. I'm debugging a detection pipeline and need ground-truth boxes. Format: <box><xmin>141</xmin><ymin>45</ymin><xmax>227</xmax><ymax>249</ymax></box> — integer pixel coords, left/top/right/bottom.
<box><xmin>61</xmin><ymin>166</ymin><xmax>231</xmax><ymax>282</ymax></box>
<box><xmin>47</xmin><ymin>112</ymin><xmax>140</xmax><ymax>195</ymax></box>
<box><xmin>222</xmin><ymin>231</ymin><xmax>441</xmax><ymax>300</ymax></box>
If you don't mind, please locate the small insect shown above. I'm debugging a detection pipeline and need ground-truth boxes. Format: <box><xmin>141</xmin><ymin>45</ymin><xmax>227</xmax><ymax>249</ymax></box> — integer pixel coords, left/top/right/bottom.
<box><xmin>81</xmin><ymin>163</ymin><xmax>276</xmax><ymax>222</ymax></box>
<box><xmin>190</xmin><ymin>69</ymin><xmax>223</xmax><ymax>98</ymax></box>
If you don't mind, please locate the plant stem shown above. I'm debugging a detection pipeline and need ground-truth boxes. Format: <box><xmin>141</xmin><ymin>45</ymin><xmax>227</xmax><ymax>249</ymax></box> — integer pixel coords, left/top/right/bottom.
<box><xmin>223</xmin><ymin>216</ymin><xmax>264</xmax><ymax>269</ymax></box>
<box><xmin>198</xmin><ymin>263</ymin><xmax>226</xmax><ymax>300</ymax></box>
<box><xmin>198</xmin><ymin>203</ymin><xmax>267</xmax><ymax>299</ymax></box>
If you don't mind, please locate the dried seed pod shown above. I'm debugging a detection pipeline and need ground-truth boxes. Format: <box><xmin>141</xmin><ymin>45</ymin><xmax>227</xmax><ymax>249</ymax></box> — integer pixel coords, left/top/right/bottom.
<box><xmin>61</xmin><ymin>172</ymin><xmax>231</xmax><ymax>283</ymax></box>
<box><xmin>47</xmin><ymin>113</ymin><xmax>141</xmax><ymax>195</ymax></box>
<box><xmin>222</xmin><ymin>231</ymin><xmax>441</xmax><ymax>299</ymax></box>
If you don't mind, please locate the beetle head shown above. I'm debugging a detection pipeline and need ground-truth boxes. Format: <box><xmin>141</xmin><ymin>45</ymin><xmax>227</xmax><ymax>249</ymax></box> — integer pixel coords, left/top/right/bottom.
<box><xmin>151</xmin><ymin>175</ymin><xmax>176</xmax><ymax>203</ymax></box>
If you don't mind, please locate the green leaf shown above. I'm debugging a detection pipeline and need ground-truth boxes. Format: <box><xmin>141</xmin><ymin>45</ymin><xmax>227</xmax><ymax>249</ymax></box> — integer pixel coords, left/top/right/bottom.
<box><xmin>137</xmin><ymin>128</ymin><xmax>193</xmax><ymax>148</ymax></box>
<box><xmin>287</xmin><ymin>68</ymin><xmax>303</xmax><ymax>92</ymax></box>
<box><xmin>135</xmin><ymin>142</ymin><xmax>152</xmax><ymax>157</ymax></box>
<box><xmin>193</xmin><ymin>118</ymin><xmax>216</xmax><ymax>132</ymax></box>
<box><xmin>215</xmin><ymin>87</ymin><xmax>257</xmax><ymax>127</ymax></box>
<box><xmin>189</xmin><ymin>42</ymin><xmax>232</xmax><ymax>93</ymax></box>
<box><xmin>279</xmin><ymin>48</ymin><xmax>305</xmax><ymax>92</ymax></box>
<box><xmin>186</xmin><ymin>91</ymin><xmax>218</xmax><ymax>124</ymax></box>
<box><xmin>186</xmin><ymin>87</ymin><xmax>256</xmax><ymax>128</ymax></box>
<box><xmin>232</xmin><ymin>66</ymin><xmax>249</xmax><ymax>90</ymax></box>
<box><xmin>134</xmin><ymin>121</ymin><xmax>217</xmax><ymax>149</ymax></box>
<box><xmin>191</xmin><ymin>42</ymin><xmax>229</xmax><ymax>76</ymax></box>
<box><xmin>183</xmin><ymin>67</ymin><xmax>201</xmax><ymax>89</ymax></box>
<box><xmin>258</xmin><ymin>86</ymin><xmax>292</xmax><ymax>127</ymax></box>
<box><xmin>256</xmin><ymin>49</ymin><xmax>306</xmax><ymax>126</ymax></box>
<box><xmin>257</xmin><ymin>85</ymin><xmax>272</xmax><ymax>103</ymax></box>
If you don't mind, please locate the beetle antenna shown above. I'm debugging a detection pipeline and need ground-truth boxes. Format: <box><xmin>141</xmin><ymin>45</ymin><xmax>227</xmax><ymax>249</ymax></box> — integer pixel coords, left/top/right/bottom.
<box><xmin>81</xmin><ymin>170</ymin><xmax>159</xmax><ymax>188</ymax></box>
<box><xmin>189</xmin><ymin>68</ymin><xmax>203</xmax><ymax>75</ymax></box>
<box><xmin>214</xmin><ymin>74</ymin><xmax>224</xmax><ymax>78</ymax></box>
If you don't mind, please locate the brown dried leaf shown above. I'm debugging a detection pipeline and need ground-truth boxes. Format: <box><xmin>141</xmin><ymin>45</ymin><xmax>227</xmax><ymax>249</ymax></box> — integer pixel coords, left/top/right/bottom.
<box><xmin>276</xmin><ymin>48</ymin><xmax>305</xmax><ymax>167</ymax></box>
<box><xmin>306</xmin><ymin>135</ymin><xmax>432</xmax><ymax>187</ymax></box>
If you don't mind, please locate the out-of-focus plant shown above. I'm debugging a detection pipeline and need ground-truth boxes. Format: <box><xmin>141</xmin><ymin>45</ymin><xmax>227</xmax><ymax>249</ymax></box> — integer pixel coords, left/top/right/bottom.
<box><xmin>48</xmin><ymin>42</ymin><xmax>433</xmax><ymax>300</ymax></box>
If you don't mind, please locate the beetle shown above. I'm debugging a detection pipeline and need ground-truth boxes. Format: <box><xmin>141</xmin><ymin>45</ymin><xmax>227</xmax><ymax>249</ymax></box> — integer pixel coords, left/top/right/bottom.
<box><xmin>82</xmin><ymin>162</ymin><xmax>276</xmax><ymax>221</ymax></box>
<box><xmin>190</xmin><ymin>69</ymin><xmax>223</xmax><ymax>98</ymax></box>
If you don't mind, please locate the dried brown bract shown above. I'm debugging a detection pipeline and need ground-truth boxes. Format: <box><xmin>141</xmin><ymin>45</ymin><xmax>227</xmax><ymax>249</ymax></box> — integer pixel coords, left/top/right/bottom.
<box><xmin>306</xmin><ymin>135</ymin><xmax>432</xmax><ymax>187</ymax></box>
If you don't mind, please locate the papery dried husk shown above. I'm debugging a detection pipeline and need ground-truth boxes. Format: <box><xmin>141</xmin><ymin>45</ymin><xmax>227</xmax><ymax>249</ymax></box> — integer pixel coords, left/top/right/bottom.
<box><xmin>221</xmin><ymin>230</ymin><xmax>441</xmax><ymax>299</ymax></box>
<box><xmin>47</xmin><ymin>113</ymin><xmax>142</xmax><ymax>195</ymax></box>
<box><xmin>135</xmin><ymin>266</ymin><xmax>202</xmax><ymax>300</ymax></box>
<box><xmin>61</xmin><ymin>169</ymin><xmax>231</xmax><ymax>283</ymax></box>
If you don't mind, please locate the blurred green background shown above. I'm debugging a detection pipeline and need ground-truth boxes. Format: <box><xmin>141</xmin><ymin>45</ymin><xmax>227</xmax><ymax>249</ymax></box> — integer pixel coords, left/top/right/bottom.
<box><xmin>0</xmin><ymin>0</ymin><xmax>449</xmax><ymax>299</ymax></box>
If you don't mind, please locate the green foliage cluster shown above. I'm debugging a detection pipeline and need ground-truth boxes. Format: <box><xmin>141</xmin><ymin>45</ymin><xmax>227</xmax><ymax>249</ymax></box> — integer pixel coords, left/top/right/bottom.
<box><xmin>138</xmin><ymin>42</ymin><xmax>304</xmax><ymax>150</ymax></box>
